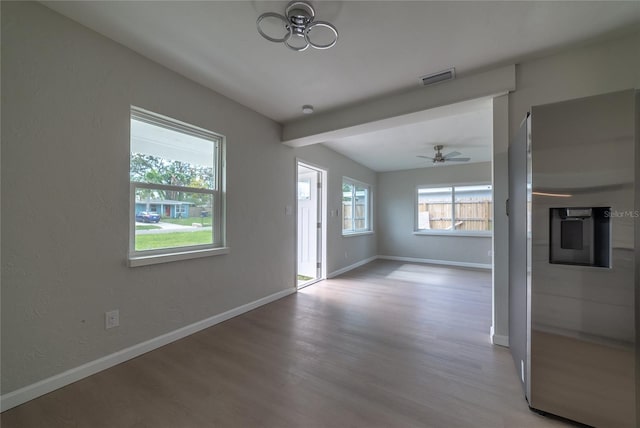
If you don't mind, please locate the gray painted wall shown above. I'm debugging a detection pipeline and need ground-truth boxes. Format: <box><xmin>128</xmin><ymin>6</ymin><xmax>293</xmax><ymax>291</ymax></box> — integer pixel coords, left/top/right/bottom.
<box><xmin>377</xmin><ymin>162</ymin><xmax>492</xmax><ymax>265</ymax></box>
<box><xmin>510</xmin><ymin>30</ymin><xmax>640</xmax><ymax>141</ymax></box>
<box><xmin>293</xmin><ymin>145</ymin><xmax>377</xmax><ymax>275</ymax></box>
<box><xmin>0</xmin><ymin>2</ymin><xmax>377</xmax><ymax>395</ymax></box>
<box><xmin>3</xmin><ymin>0</ymin><xmax>640</xmax><ymax>402</ymax></box>
<box><xmin>1</xmin><ymin>1</ymin><xmax>289</xmax><ymax>393</ymax></box>
<box><xmin>281</xmin><ymin>30</ymin><xmax>640</xmax><ymax>348</ymax></box>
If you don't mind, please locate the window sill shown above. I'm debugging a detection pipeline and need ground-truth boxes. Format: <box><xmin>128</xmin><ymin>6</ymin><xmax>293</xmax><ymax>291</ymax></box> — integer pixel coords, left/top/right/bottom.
<box><xmin>129</xmin><ymin>247</ymin><xmax>230</xmax><ymax>267</ymax></box>
<box><xmin>413</xmin><ymin>231</ymin><xmax>491</xmax><ymax>238</ymax></box>
<box><xmin>342</xmin><ymin>231</ymin><xmax>375</xmax><ymax>238</ymax></box>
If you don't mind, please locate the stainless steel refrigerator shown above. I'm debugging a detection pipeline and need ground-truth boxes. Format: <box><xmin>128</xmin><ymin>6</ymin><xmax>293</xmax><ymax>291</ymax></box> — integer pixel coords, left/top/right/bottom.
<box><xmin>508</xmin><ymin>89</ymin><xmax>639</xmax><ymax>427</ymax></box>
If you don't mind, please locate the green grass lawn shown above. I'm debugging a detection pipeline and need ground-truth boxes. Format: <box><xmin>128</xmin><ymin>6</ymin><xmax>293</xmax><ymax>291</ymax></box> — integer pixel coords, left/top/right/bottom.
<box><xmin>136</xmin><ymin>225</ymin><xmax>162</xmax><ymax>231</ymax></box>
<box><xmin>135</xmin><ymin>230</ymin><xmax>212</xmax><ymax>251</ymax></box>
<box><xmin>161</xmin><ymin>217</ymin><xmax>212</xmax><ymax>227</ymax></box>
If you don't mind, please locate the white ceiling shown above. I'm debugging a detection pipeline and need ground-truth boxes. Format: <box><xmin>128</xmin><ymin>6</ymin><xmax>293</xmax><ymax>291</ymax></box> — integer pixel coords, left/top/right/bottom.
<box><xmin>43</xmin><ymin>1</ymin><xmax>640</xmax><ymax>171</ymax></box>
<box><xmin>322</xmin><ymin>97</ymin><xmax>493</xmax><ymax>171</ymax></box>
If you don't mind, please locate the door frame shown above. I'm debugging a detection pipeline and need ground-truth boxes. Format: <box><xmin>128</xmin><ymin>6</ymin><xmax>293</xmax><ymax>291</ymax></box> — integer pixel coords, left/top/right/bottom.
<box><xmin>295</xmin><ymin>159</ymin><xmax>327</xmax><ymax>289</ymax></box>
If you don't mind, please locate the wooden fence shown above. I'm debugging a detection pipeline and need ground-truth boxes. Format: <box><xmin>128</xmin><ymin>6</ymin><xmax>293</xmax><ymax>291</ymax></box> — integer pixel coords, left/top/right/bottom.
<box><xmin>342</xmin><ymin>201</ymin><xmax>492</xmax><ymax>231</ymax></box>
<box><xmin>418</xmin><ymin>201</ymin><xmax>492</xmax><ymax>231</ymax></box>
<box><xmin>343</xmin><ymin>203</ymin><xmax>366</xmax><ymax>230</ymax></box>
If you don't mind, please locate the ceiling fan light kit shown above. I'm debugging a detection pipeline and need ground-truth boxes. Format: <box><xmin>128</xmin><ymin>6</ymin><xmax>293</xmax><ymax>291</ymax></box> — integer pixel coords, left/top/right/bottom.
<box><xmin>417</xmin><ymin>145</ymin><xmax>471</xmax><ymax>164</ymax></box>
<box><xmin>257</xmin><ymin>1</ymin><xmax>338</xmax><ymax>52</ymax></box>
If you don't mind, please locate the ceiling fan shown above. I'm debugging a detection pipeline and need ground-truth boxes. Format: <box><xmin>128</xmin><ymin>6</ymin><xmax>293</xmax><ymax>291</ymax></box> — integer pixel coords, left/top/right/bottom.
<box><xmin>417</xmin><ymin>145</ymin><xmax>471</xmax><ymax>164</ymax></box>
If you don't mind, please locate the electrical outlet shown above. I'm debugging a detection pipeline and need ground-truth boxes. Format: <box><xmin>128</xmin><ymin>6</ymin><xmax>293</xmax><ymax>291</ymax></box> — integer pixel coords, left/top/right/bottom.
<box><xmin>105</xmin><ymin>310</ymin><xmax>119</xmax><ymax>329</ymax></box>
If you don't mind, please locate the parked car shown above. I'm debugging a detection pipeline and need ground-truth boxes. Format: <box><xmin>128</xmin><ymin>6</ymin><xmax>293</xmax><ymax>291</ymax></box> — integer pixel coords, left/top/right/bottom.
<box><xmin>136</xmin><ymin>211</ymin><xmax>161</xmax><ymax>223</ymax></box>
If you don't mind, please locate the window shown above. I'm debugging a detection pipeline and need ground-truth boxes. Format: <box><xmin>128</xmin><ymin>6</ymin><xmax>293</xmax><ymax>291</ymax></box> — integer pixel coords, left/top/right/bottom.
<box><xmin>297</xmin><ymin>178</ymin><xmax>311</xmax><ymax>200</ymax></box>
<box><xmin>416</xmin><ymin>184</ymin><xmax>492</xmax><ymax>234</ymax></box>
<box><xmin>129</xmin><ymin>107</ymin><xmax>226</xmax><ymax>265</ymax></box>
<box><xmin>342</xmin><ymin>178</ymin><xmax>372</xmax><ymax>234</ymax></box>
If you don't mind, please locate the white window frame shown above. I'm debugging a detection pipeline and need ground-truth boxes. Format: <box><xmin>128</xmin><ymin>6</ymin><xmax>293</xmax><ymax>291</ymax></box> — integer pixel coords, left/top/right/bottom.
<box><xmin>128</xmin><ymin>107</ymin><xmax>227</xmax><ymax>267</ymax></box>
<box><xmin>415</xmin><ymin>183</ymin><xmax>492</xmax><ymax>237</ymax></box>
<box><xmin>342</xmin><ymin>177</ymin><xmax>373</xmax><ymax>236</ymax></box>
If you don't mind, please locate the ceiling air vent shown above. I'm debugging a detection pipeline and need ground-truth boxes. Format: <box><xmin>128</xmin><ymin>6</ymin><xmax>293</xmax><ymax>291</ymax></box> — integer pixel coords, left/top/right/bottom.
<box><xmin>419</xmin><ymin>67</ymin><xmax>456</xmax><ymax>86</ymax></box>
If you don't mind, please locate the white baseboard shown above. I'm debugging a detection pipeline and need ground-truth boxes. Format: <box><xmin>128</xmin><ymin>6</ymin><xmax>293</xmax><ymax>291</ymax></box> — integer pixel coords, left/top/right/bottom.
<box><xmin>327</xmin><ymin>256</ymin><xmax>377</xmax><ymax>278</ymax></box>
<box><xmin>492</xmin><ymin>334</ymin><xmax>509</xmax><ymax>347</ymax></box>
<box><xmin>377</xmin><ymin>255</ymin><xmax>492</xmax><ymax>270</ymax></box>
<box><xmin>490</xmin><ymin>326</ymin><xmax>510</xmax><ymax>347</ymax></box>
<box><xmin>328</xmin><ymin>255</ymin><xmax>491</xmax><ymax>279</ymax></box>
<box><xmin>0</xmin><ymin>287</ymin><xmax>296</xmax><ymax>412</ymax></box>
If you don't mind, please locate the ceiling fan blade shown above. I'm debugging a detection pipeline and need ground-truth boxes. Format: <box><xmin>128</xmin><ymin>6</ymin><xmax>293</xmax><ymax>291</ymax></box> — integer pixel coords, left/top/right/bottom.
<box><xmin>443</xmin><ymin>151</ymin><xmax>461</xmax><ymax>159</ymax></box>
<box><xmin>416</xmin><ymin>155</ymin><xmax>434</xmax><ymax>160</ymax></box>
<box><xmin>445</xmin><ymin>157</ymin><xmax>471</xmax><ymax>162</ymax></box>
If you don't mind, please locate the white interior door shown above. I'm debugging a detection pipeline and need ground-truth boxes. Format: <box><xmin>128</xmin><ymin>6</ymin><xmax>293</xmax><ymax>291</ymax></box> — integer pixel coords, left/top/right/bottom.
<box><xmin>297</xmin><ymin>163</ymin><xmax>322</xmax><ymax>287</ymax></box>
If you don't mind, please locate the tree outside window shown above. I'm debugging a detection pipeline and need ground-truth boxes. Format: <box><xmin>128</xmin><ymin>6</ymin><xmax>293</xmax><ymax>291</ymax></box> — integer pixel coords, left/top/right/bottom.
<box><xmin>129</xmin><ymin>107</ymin><xmax>225</xmax><ymax>258</ymax></box>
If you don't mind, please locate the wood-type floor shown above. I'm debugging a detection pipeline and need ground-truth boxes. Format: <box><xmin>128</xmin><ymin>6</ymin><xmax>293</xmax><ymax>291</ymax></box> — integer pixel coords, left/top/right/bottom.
<box><xmin>1</xmin><ymin>260</ymin><xmax>573</xmax><ymax>427</ymax></box>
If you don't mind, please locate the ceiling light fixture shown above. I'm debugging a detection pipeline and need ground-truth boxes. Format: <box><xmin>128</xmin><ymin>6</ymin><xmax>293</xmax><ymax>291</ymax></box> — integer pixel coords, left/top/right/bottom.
<box><xmin>302</xmin><ymin>105</ymin><xmax>314</xmax><ymax>114</ymax></box>
<box><xmin>257</xmin><ymin>1</ymin><xmax>338</xmax><ymax>52</ymax></box>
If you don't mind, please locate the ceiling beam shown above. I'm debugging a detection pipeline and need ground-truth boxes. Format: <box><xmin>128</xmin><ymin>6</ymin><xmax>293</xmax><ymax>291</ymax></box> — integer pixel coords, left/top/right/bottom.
<box><xmin>282</xmin><ymin>64</ymin><xmax>516</xmax><ymax>147</ymax></box>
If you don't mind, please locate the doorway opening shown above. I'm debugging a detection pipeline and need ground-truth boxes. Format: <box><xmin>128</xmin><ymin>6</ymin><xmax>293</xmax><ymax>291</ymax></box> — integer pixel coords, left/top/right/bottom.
<box><xmin>296</xmin><ymin>161</ymin><xmax>326</xmax><ymax>289</ymax></box>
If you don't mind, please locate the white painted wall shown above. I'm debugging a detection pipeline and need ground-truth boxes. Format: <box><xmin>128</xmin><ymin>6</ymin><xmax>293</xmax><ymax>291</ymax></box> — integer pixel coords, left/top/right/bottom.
<box><xmin>293</xmin><ymin>144</ymin><xmax>377</xmax><ymax>276</ymax></box>
<box><xmin>377</xmin><ymin>162</ymin><xmax>492</xmax><ymax>265</ymax></box>
<box><xmin>491</xmin><ymin>94</ymin><xmax>510</xmax><ymax>345</ymax></box>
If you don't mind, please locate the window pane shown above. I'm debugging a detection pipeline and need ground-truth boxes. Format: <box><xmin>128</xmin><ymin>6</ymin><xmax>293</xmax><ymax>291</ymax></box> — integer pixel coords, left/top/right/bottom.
<box><xmin>354</xmin><ymin>186</ymin><xmax>368</xmax><ymax>231</ymax></box>
<box><xmin>454</xmin><ymin>185</ymin><xmax>493</xmax><ymax>231</ymax></box>
<box><xmin>417</xmin><ymin>187</ymin><xmax>452</xmax><ymax>230</ymax></box>
<box><xmin>342</xmin><ymin>182</ymin><xmax>354</xmax><ymax>232</ymax></box>
<box><xmin>134</xmin><ymin>187</ymin><xmax>215</xmax><ymax>251</ymax></box>
<box><xmin>129</xmin><ymin>109</ymin><xmax>226</xmax><ymax>261</ymax></box>
<box><xmin>130</xmin><ymin>118</ymin><xmax>216</xmax><ymax>189</ymax></box>
<box><xmin>297</xmin><ymin>179</ymin><xmax>311</xmax><ymax>200</ymax></box>
<box><xmin>343</xmin><ymin>179</ymin><xmax>372</xmax><ymax>234</ymax></box>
